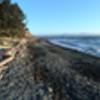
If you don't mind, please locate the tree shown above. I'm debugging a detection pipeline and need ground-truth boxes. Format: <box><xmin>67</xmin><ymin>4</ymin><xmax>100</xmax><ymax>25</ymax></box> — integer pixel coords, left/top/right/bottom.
<box><xmin>0</xmin><ymin>0</ymin><xmax>27</xmax><ymax>37</ymax></box>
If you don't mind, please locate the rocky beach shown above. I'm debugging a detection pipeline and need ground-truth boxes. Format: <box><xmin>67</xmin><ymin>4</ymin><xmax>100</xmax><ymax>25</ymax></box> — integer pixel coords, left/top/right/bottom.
<box><xmin>0</xmin><ymin>36</ymin><xmax>100</xmax><ymax>100</ymax></box>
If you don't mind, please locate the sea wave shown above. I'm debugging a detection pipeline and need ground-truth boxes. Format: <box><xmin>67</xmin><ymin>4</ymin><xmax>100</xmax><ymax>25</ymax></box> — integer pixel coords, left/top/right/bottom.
<box><xmin>48</xmin><ymin>37</ymin><xmax>100</xmax><ymax>57</ymax></box>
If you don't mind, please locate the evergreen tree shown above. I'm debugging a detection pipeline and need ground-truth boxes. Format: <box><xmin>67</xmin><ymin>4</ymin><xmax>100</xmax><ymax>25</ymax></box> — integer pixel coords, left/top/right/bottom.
<box><xmin>0</xmin><ymin>0</ymin><xmax>27</xmax><ymax>37</ymax></box>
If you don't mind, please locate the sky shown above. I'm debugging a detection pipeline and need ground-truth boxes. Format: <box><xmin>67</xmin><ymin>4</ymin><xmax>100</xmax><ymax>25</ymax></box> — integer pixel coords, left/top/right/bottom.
<box><xmin>12</xmin><ymin>0</ymin><xmax>100</xmax><ymax>36</ymax></box>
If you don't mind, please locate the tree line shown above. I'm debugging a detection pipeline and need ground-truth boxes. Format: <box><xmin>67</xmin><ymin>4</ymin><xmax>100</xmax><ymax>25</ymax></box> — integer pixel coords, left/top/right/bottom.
<box><xmin>0</xmin><ymin>0</ymin><xmax>27</xmax><ymax>37</ymax></box>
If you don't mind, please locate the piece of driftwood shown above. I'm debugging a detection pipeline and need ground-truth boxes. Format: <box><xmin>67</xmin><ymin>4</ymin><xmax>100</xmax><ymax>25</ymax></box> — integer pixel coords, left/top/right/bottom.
<box><xmin>0</xmin><ymin>56</ymin><xmax>14</xmax><ymax>67</ymax></box>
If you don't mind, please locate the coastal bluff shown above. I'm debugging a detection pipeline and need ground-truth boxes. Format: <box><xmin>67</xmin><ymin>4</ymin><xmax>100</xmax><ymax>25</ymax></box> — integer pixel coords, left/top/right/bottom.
<box><xmin>0</xmin><ymin>37</ymin><xmax>100</xmax><ymax>100</ymax></box>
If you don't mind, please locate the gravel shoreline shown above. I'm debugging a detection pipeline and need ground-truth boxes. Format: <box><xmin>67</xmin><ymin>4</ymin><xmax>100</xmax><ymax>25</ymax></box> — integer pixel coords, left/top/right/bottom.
<box><xmin>0</xmin><ymin>38</ymin><xmax>100</xmax><ymax>100</ymax></box>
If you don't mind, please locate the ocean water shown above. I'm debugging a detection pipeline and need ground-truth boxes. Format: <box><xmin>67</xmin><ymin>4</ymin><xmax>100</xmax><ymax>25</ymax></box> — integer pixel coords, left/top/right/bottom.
<box><xmin>48</xmin><ymin>36</ymin><xmax>100</xmax><ymax>57</ymax></box>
